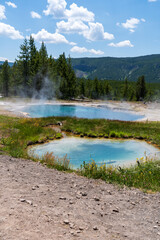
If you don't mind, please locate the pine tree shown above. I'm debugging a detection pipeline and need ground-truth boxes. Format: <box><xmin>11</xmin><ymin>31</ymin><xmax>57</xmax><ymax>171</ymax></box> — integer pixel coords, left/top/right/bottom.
<box><xmin>33</xmin><ymin>42</ymin><xmax>48</xmax><ymax>94</ymax></box>
<box><xmin>57</xmin><ymin>52</ymin><xmax>68</xmax><ymax>79</ymax></box>
<box><xmin>79</xmin><ymin>79</ymin><xmax>85</xmax><ymax>96</ymax></box>
<box><xmin>67</xmin><ymin>56</ymin><xmax>76</xmax><ymax>98</ymax></box>
<box><xmin>2</xmin><ymin>60</ymin><xmax>10</xmax><ymax>97</ymax></box>
<box><xmin>39</xmin><ymin>41</ymin><xmax>48</xmax><ymax>76</ymax></box>
<box><xmin>58</xmin><ymin>53</ymin><xmax>76</xmax><ymax>99</ymax></box>
<box><xmin>92</xmin><ymin>77</ymin><xmax>100</xmax><ymax>99</ymax></box>
<box><xmin>29</xmin><ymin>36</ymin><xmax>38</xmax><ymax>76</ymax></box>
<box><xmin>136</xmin><ymin>75</ymin><xmax>147</xmax><ymax>101</ymax></box>
<box><xmin>105</xmin><ymin>81</ymin><xmax>111</xmax><ymax>97</ymax></box>
<box><xmin>123</xmin><ymin>78</ymin><xmax>129</xmax><ymax>100</ymax></box>
<box><xmin>18</xmin><ymin>38</ymin><xmax>30</xmax><ymax>96</ymax></box>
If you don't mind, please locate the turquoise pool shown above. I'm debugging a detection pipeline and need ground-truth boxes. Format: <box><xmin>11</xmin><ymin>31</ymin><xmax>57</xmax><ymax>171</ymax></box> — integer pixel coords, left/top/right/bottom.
<box><xmin>29</xmin><ymin>137</ymin><xmax>158</xmax><ymax>168</ymax></box>
<box><xmin>23</xmin><ymin>104</ymin><xmax>144</xmax><ymax>121</ymax></box>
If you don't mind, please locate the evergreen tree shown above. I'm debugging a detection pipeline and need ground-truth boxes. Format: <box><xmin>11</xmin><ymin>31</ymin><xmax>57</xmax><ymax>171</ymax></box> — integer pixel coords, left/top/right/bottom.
<box><xmin>104</xmin><ymin>81</ymin><xmax>111</xmax><ymax>97</ymax></box>
<box><xmin>123</xmin><ymin>78</ymin><xmax>129</xmax><ymax>100</ymax></box>
<box><xmin>92</xmin><ymin>77</ymin><xmax>99</xmax><ymax>99</ymax></box>
<box><xmin>18</xmin><ymin>38</ymin><xmax>30</xmax><ymax>95</ymax></box>
<box><xmin>79</xmin><ymin>79</ymin><xmax>85</xmax><ymax>96</ymax></box>
<box><xmin>57</xmin><ymin>52</ymin><xmax>68</xmax><ymax>79</ymax></box>
<box><xmin>85</xmin><ymin>79</ymin><xmax>92</xmax><ymax>98</ymax></box>
<box><xmin>39</xmin><ymin>41</ymin><xmax>48</xmax><ymax>76</ymax></box>
<box><xmin>58</xmin><ymin>53</ymin><xmax>76</xmax><ymax>99</ymax></box>
<box><xmin>34</xmin><ymin>42</ymin><xmax>48</xmax><ymax>94</ymax></box>
<box><xmin>29</xmin><ymin>36</ymin><xmax>38</xmax><ymax>76</ymax></box>
<box><xmin>2</xmin><ymin>60</ymin><xmax>10</xmax><ymax>97</ymax></box>
<box><xmin>99</xmin><ymin>81</ymin><xmax>104</xmax><ymax>97</ymax></box>
<box><xmin>67</xmin><ymin>56</ymin><xmax>76</xmax><ymax>98</ymax></box>
<box><xmin>136</xmin><ymin>75</ymin><xmax>147</xmax><ymax>101</ymax></box>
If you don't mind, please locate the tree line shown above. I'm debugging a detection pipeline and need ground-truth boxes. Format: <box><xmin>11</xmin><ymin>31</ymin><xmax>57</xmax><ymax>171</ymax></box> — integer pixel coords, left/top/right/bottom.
<box><xmin>0</xmin><ymin>37</ymin><xmax>156</xmax><ymax>101</ymax></box>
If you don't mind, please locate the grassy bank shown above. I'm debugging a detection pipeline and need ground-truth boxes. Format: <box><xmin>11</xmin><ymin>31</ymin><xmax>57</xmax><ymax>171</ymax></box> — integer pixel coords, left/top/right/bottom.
<box><xmin>0</xmin><ymin>115</ymin><xmax>160</xmax><ymax>192</ymax></box>
<box><xmin>39</xmin><ymin>116</ymin><xmax>160</xmax><ymax>147</ymax></box>
<box><xmin>79</xmin><ymin>159</ymin><xmax>160</xmax><ymax>192</ymax></box>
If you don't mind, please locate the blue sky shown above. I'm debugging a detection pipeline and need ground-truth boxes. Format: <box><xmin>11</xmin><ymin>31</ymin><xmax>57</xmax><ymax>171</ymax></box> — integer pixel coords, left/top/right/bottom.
<box><xmin>0</xmin><ymin>0</ymin><xmax>160</xmax><ymax>62</ymax></box>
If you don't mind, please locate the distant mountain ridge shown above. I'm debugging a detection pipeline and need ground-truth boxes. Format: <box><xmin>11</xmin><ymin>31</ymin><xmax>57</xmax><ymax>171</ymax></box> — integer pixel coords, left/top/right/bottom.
<box><xmin>0</xmin><ymin>61</ymin><xmax>14</xmax><ymax>67</ymax></box>
<box><xmin>71</xmin><ymin>54</ymin><xmax>160</xmax><ymax>83</ymax></box>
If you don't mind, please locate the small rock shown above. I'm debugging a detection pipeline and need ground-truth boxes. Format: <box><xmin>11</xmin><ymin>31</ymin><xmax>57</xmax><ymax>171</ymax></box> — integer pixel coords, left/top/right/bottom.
<box><xmin>79</xmin><ymin>226</ymin><xmax>84</xmax><ymax>231</ymax></box>
<box><xmin>107</xmin><ymin>191</ymin><xmax>112</xmax><ymax>195</ymax></box>
<box><xmin>93</xmin><ymin>226</ymin><xmax>98</xmax><ymax>231</ymax></box>
<box><xmin>69</xmin><ymin>223</ymin><xmax>74</xmax><ymax>229</ymax></box>
<box><xmin>153</xmin><ymin>225</ymin><xmax>158</xmax><ymax>229</ymax></box>
<box><xmin>20</xmin><ymin>198</ymin><xmax>26</xmax><ymax>202</ymax></box>
<box><xmin>81</xmin><ymin>192</ymin><xmax>87</xmax><ymax>197</ymax></box>
<box><xmin>59</xmin><ymin>197</ymin><xmax>67</xmax><ymax>200</ymax></box>
<box><xmin>64</xmin><ymin>219</ymin><xmax>69</xmax><ymax>225</ymax></box>
<box><xmin>76</xmin><ymin>195</ymin><xmax>81</xmax><ymax>199</ymax></box>
<box><xmin>94</xmin><ymin>196</ymin><xmax>100</xmax><ymax>201</ymax></box>
<box><xmin>112</xmin><ymin>208</ymin><xmax>119</xmax><ymax>213</ymax></box>
<box><xmin>26</xmin><ymin>200</ymin><xmax>33</xmax><ymax>205</ymax></box>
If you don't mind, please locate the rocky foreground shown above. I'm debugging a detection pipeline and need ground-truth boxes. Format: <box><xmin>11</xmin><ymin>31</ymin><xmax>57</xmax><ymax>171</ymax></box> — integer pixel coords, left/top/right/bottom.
<box><xmin>0</xmin><ymin>155</ymin><xmax>160</xmax><ymax>240</ymax></box>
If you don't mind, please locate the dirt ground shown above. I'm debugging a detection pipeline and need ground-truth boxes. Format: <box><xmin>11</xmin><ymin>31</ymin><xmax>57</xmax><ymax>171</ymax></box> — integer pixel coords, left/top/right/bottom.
<box><xmin>0</xmin><ymin>155</ymin><xmax>160</xmax><ymax>240</ymax></box>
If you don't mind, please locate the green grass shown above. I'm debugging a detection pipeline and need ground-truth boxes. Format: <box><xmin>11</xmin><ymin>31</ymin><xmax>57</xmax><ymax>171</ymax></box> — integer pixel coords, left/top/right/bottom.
<box><xmin>31</xmin><ymin>151</ymin><xmax>71</xmax><ymax>171</ymax></box>
<box><xmin>0</xmin><ymin>115</ymin><xmax>160</xmax><ymax>192</ymax></box>
<box><xmin>0</xmin><ymin>117</ymin><xmax>61</xmax><ymax>158</ymax></box>
<box><xmin>79</xmin><ymin>158</ymin><xmax>160</xmax><ymax>192</ymax></box>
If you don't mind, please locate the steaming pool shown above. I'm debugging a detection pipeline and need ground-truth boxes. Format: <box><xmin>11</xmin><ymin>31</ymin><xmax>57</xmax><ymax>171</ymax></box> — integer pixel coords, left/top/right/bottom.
<box><xmin>29</xmin><ymin>137</ymin><xmax>158</xmax><ymax>168</ymax></box>
<box><xmin>23</xmin><ymin>104</ymin><xmax>144</xmax><ymax>121</ymax></box>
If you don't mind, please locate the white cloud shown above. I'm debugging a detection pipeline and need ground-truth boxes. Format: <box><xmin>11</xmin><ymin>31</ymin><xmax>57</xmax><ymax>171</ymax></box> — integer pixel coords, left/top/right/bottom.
<box><xmin>31</xmin><ymin>11</ymin><xmax>41</xmax><ymax>19</ymax></box>
<box><xmin>43</xmin><ymin>0</ymin><xmax>67</xmax><ymax>18</ymax></box>
<box><xmin>57</xmin><ymin>20</ymin><xmax>114</xmax><ymax>41</ymax></box>
<box><xmin>43</xmin><ymin>0</ymin><xmax>94</xmax><ymax>22</ymax></box>
<box><xmin>5</xmin><ymin>1</ymin><xmax>17</xmax><ymax>8</ymax></box>
<box><xmin>44</xmin><ymin>1</ymin><xmax>113</xmax><ymax>42</ymax></box>
<box><xmin>89</xmin><ymin>48</ymin><xmax>104</xmax><ymax>55</ymax></box>
<box><xmin>141</xmin><ymin>18</ymin><xmax>146</xmax><ymax>22</ymax></box>
<box><xmin>65</xmin><ymin>3</ymin><xmax>94</xmax><ymax>22</ymax></box>
<box><xmin>148</xmin><ymin>0</ymin><xmax>157</xmax><ymax>2</ymax></box>
<box><xmin>70</xmin><ymin>46</ymin><xmax>104</xmax><ymax>55</ymax></box>
<box><xmin>0</xmin><ymin>57</ymin><xmax>9</xmax><ymax>61</ymax></box>
<box><xmin>0</xmin><ymin>5</ymin><xmax>6</xmax><ymax>20</ymax></box>
<box><xmin>0</xmin><ymin>22</ymin><xmax>24</xmax><ymax>39</ymax></box>
<box><xmin>56</xmin><ymin>19</ymin><xmax>88</xmax><ymax>34</ymax></box>
<box><xmin>108</xmin><ymin>40</ymin><xmax>134</xmax><ymax>48</ymax></box>
<box><xmin>31</xmin><ymin>28</ymin><xmax>75</xmax><ymax>45</ymax></box>
<box><xmin>117</xmin><ymin>18</ymin><xmax>145</xmax><ymax>32</ymax></box>
<box><xmin>82</xmin><ymin>22</ymin><xmax>114</xmax><ymax>41</ymax></box>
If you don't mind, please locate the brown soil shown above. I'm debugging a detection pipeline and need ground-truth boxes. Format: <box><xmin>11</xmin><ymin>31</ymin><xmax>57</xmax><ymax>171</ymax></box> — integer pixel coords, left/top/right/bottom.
<box><xmin>0</xmin><ymin>155</ymin><xmax>160</xmax><ymax>240</ymax></box>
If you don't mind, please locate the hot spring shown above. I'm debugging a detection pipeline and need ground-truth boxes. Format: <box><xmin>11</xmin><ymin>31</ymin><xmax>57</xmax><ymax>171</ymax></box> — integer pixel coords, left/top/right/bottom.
<box><xmin>29</xmin><ymin>137</ymin><xmax>158</xmax><ymax>168</ymax></box>
<box><xmin>23</xmin><ymin>104</ymin><xmax>144</xmax><ymax>121</ymax></box>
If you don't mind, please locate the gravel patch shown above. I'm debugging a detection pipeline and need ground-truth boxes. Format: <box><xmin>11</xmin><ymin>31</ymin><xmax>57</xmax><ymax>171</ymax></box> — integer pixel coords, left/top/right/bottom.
<box><xmin>0</xmin><ymin>155</ymin><xmax>160</xmax><ymax>240</ymax></box>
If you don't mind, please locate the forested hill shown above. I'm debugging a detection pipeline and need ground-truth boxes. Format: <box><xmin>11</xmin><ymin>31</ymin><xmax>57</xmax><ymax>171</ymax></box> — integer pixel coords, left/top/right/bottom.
<box><xmin>71</xmin><ymin>54</ymin><xmax>160</xmax><ymax>83</ymax></box>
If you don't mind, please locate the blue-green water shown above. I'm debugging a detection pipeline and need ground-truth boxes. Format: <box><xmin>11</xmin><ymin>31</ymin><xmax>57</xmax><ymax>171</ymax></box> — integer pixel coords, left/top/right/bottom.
<box><xmin>23</xmin><ymin>104</ymin><xmax>144</xmax><ymax>121</ymax></box>
<box><xmin>29</xmin><ymin>138</ymin><xmax>158</xmax><ymax>168</ymax></box>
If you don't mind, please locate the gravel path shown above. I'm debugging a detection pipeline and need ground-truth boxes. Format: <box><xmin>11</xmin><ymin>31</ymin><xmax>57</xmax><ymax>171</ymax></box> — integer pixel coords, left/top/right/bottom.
<box><xmin>0</xmin><ymin>155</ymin><xmax>160</xmax><ymax>240</ymax></box>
